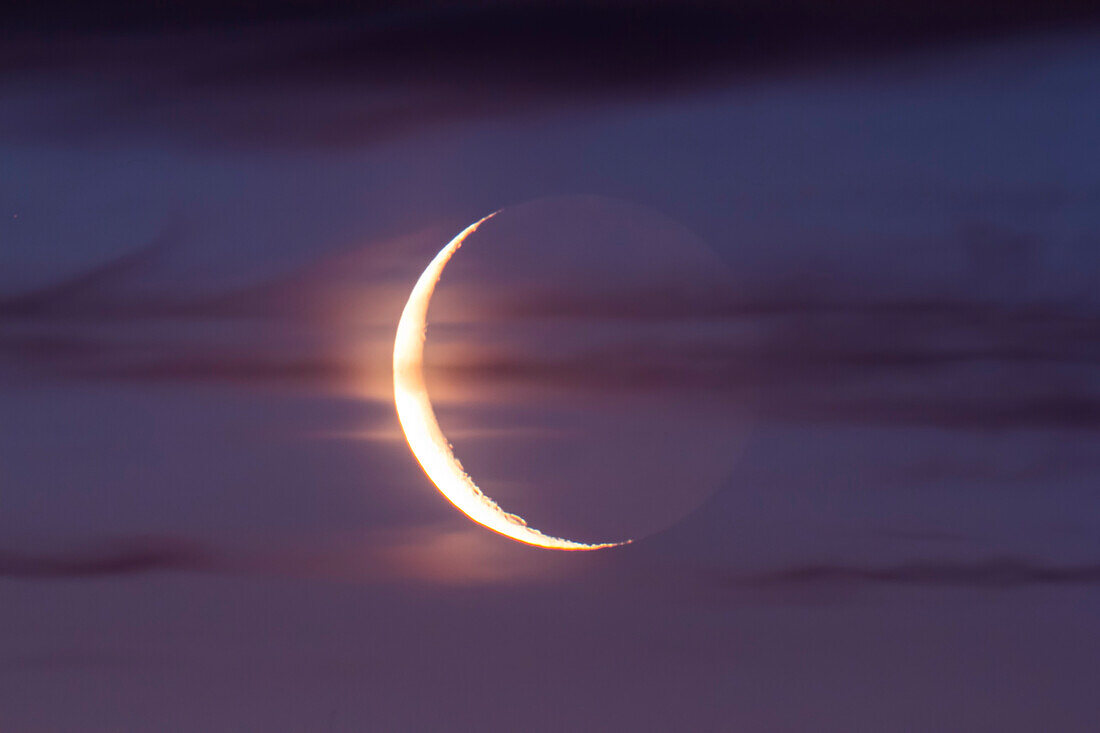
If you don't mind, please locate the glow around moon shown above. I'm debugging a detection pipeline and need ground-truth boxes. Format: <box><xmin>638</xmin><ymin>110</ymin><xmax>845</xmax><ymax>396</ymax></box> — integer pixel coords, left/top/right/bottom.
<box><xmin>393</xmin><ymin>213</ymin><xmax>628</xmax><ymax>550</ymax></box>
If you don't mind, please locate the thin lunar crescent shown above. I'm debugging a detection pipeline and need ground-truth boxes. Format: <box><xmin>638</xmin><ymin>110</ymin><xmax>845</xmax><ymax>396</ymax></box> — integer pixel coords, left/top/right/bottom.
<box><xmin>393</xmin><ymin>212</ymin><xmax>628</xmax><ymax>550</ymax></box>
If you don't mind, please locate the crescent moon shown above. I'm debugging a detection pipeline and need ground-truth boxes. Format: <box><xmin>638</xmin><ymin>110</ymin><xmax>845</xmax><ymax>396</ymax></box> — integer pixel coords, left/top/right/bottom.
<box><xmin>393</xmin><ymin>213</ymin><xmax>629</xmax><ymax>551</ymax></box>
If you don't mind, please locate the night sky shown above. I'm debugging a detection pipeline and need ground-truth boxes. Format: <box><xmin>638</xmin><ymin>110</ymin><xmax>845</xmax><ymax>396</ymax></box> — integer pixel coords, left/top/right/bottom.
<box><xmin>3</xmin><ymin>2</ymin><xmax>1100</xmax><ymax>730</ymax></box>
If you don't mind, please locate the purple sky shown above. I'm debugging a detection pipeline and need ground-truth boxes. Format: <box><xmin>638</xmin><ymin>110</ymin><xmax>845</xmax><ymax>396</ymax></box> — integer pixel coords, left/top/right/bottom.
<box><xmin>2</xmin><ymin>3</ymin><xmax>1100</xmax><ymax>730</ymax></box>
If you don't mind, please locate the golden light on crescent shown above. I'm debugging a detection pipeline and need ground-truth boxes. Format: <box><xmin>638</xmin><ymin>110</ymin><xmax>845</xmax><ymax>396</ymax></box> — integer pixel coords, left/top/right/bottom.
<box><xmin>393</xmin><ymin>212</ymin><xmax>629</xmax><ymax>551</ymax></box>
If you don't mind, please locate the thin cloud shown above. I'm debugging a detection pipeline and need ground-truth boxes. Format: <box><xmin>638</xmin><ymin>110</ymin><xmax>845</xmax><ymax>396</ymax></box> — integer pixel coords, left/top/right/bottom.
<box><xmin>79</xmin><ymin>353</ymin><xmax>354</xmax><ymax>387</ymax></box>
<box><xmin>0</xmin><ymin>528</ymin><xmax>590</xmax><ymax>585</ymax></box>
<box><xmin>7</xmin><ymin>533</ymin><xmax>1100</xmax><ymax>592</ymax></box>
<box><xmin>0</xmin><ymin>537</ymin><xmax>219</xmax><ymax>579</ymax></box>
<box><xmin>0</xmin><ymin>236</ymin><xmax>171</xmax><ymax>320</ymax></box>
<box><xmin>733</xmin><ymin>557</ymin><xmax>1100</xmax><ymax>589</ymax></box>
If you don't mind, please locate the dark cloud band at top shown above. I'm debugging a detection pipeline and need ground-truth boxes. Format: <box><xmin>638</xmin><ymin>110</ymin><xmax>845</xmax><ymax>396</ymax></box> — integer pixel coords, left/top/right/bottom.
<box><xmin>5</xmin><ymin>2</ymin><xmax>1100</xmax><ymax>149</ymax></box>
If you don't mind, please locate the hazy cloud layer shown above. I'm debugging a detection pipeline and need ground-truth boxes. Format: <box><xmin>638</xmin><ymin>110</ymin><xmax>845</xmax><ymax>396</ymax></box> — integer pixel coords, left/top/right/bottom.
<box><xmin>3</xmin><ymin>234</ymin><xmax>1099</xmax><ymax>431</ymax></box>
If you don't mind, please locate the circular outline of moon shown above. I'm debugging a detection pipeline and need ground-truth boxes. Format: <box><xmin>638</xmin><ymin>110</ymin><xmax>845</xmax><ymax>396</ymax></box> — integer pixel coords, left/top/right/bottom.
<box><xmin>393</xmin><ymin>212</ymin><xmax>629</xmax><ymax>551</ymax></box>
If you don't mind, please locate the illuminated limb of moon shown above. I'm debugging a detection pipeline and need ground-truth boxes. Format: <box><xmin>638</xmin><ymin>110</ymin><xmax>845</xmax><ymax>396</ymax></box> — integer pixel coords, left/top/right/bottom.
<box><xmin>393</xmin><ymin>213</ymin><xmax>629</xmax><ymax>550</ymax></box>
